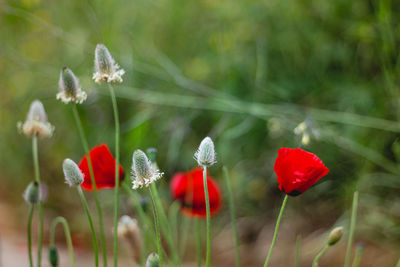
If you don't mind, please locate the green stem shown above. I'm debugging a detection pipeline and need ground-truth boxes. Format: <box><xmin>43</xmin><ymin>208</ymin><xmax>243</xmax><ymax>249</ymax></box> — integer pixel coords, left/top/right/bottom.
<box><xmin>123</xmin><ymin>183</ymin><xmax>152</xmax><ymax>228</ymax></box>
<box><xmin>27</xmin><ymin>205</ymin><xmax>34</xmax><ymax>267</ymax></box>
<box><xmin>202</xmin><ymin>166</ymin><xmax>211</xmax><ymax>267</ymax></box>
<box><xmin>312</xmin><ymin>245</ymin><xmax>330</xmax><ymax>267</ymax></box>
<box><xmin>350</xmin><ymin>244</ymin><xmax>364</xmax><ymax>267</ymax></box>
<box><xmin>263</xmin><ymin>194</ymin><xmax>289</xmax><ymax>267</ymax></box>
<box><xmin>223</xmin><ymin>166</ymin><xmax>240</xmax><ymax>267</ymax></box>
<box><xmin>50</xmin><ymin>217</ymin><xmax>76</xmax><ymax>267</ymax></box>
<box><xmin>344</xmin><ymin>191</ymin><xmax>359</xmax><ymax>267</ymax></box>
<box><xmin>32</xmin><ymin>136</ymin><xmax>43</xmax><ymax>267</ymax></box>
<box><xmin>72</xmin><ymin>104</ymin><xmax>107</xmax><ymax>267</ymax></box>
<box><xmin>294</xmin><ymin>235</ymin><xmax>301</xmax><ymax>267</ymax></box>
<box><xmin>149</xmin><ymin>187</ymin><xmax>162</xmax><ymax>267</ymax></box>
<box><xmin>396</xmin><ymin>258</ymin><xmax>400</xmax><ymax>267</ymax></box>
<box><xmin>77</xmin><ymin>187</ymin><xmax>99</xmax><ymax>267</ymax></box>
<box><xmin>179</xmin><ymin>215</ymin><xmax>190</xmax><ymax>258</ymax></box>
<box><xmin>108</xmin><ymin>84</ymin><xmax>120</xmax><ymax>267</ymax></box>
<box><xmin>195</xmin><ymin>218</ymin><xmax>202</xmax><ymax>267</ymax></box>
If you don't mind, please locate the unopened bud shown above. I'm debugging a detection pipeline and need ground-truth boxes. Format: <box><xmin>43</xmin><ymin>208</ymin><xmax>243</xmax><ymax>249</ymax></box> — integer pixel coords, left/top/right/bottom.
<box><xmin>49</xmin><ymin>246</ymin><xmax>59</xmax><ymax>267</ymax></box>
<box><xmin>23</xmin><ymin>182</ymin><xmax>40</xmax><ymax>205</ymax></box>
<box><xmin>194</xmin><ymin>136</ymin><xmax>216</xmax><ymax>167</ymax></box>
<box><xmin>328</xmin><ymin>227</ymin><xmax>343</xmax><ymax>246</ymax></box>
<box><xmin>146</xmin><ymin>253</ymin><xmax>159</xmax><ymax>267</ymax></box>
<box><xmin>62</xmin><ymin>158</ymin><xmax>84</xmax><ymax>187</ymax></box>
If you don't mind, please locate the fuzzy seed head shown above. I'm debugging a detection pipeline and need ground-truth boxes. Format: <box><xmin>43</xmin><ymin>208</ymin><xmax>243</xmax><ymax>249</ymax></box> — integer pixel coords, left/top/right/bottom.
<box><xmin>57</xmin><ymin>67</ymin><xmax>87</xmax><ymax>104</ymax></box>
<box><xmin>93</xmin><ymin>44</ymin><xmax>125</xmax><ymax>84</ymax></box>
<box><xmin>62</xmin><ymin>158</ymin><xmax>84</xmax><ymax>187</ymax></box>
<box><xmin>194</xmin><ymin>136</ymin><xmax>216</xmax><ymax>167</ymax></box>
<box><xmin>328</xmin><ymin>226</ymin><xmax>343</xmax><ymax>246</ymax></box>
<box><xmin>18</xmin><ymin>100</ymin><xmax>54</xmax><ymax>138</ymax></box>
<box><xmin>131</xmin><ymin>149</ymin><xmax>163</xmax><ymax>189</ymax></box>
<box><xmin>146</xmin><ymin>253</ymin><xmax>160</xmax><ymax>267</ymax></box>
<box><xmin>23</xmin><ymin>181</ymin><xmax>40</xmax><ymax>205</ymax></box>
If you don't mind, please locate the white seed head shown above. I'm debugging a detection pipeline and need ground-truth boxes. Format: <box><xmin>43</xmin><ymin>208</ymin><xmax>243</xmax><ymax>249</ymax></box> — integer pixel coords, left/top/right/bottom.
<box><xmin>131</xmin><ymin>149</ymin><xmax>163</xmax><ymax>190</ymax></box>
<box><xmin>93</xmin><ymin>43</ymin><xmax>125</xmax><ymax>84</ymax></box>
<box><xmin>194</xmin><ymin>136</ymin><xmax>216</xmax><ymax>167</ymax></box>
<box><xmin>328</xmin><ymin>226</ymin><xmax>343</xmax><ymax>246</ymax></box>
<box><xmin>57</xmin><ymin>67</ymin><xmax>87</xmax><ymax>104</ymax></box>
<box><xmin>18</xmin><ymin>100</ymin><xmax>54</xmax><ymax>138</ymax></box>
<box><xmin>62</xmin><ymin>158</ymin><xmax>84</xmax><ymax>187</ymax></box>
<box><xmin>146</xmin><ymin>253</ymin><xmax>159</xmax><ymax>267</ymax></box>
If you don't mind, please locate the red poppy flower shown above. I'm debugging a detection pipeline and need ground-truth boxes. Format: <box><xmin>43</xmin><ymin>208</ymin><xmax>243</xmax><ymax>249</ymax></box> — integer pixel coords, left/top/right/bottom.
<box><xmin>170</xmin><ymin>167</ymin><xmax>222</xmax><ymax>217</ymax></box>
<box><xmin>274</xmin><ymin>148</ymin><xmax>329</xmax><ymax>196</ymax></box>
<box><xmin>78</xmin><ymin>144</ymin><xmax>124</xmax><ymax>190</ymax></box>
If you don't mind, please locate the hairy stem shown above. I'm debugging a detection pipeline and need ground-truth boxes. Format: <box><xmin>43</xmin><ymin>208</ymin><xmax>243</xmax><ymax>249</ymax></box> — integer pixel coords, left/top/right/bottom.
<box><xmin>202</xmin><ymin>166</ymin><xmax>211</xmax><ymax>267</ymax></box>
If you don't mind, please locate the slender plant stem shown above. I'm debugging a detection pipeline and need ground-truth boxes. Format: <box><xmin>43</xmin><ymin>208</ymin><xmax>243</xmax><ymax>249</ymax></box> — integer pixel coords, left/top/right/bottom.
<box><xmin>396</xmin><ymin>258</ymin><xmax>400</xmax><ymax>267</ymax></box>
<box><xmin>123</xmin><ymin>183</ymin><xmax>152</xmax><ymax>228</ymax></box>
<box><xmin>50</xmin><ymin>217</ymin><xmax>76</xmax><ymax>267</ymax></box>
<box><xmin>72</xmin><ymin>104</ymin><xmax>107</xmax><ymax>267</ymax></box>
<box><xmin>195</xmin><ymin>218</ymin><xmax>202</xmax><ymax>267</ymax></box>
<box><xmin>263</xmin><ymin>194</ymin><xmax>289</xmax><ymax>267</ymax></box>
<box><xmin>223</xmin><ymin>166</ymin><xmax>241</xmax><ymax>267</ymax></box>
<box><xmin>77</xmin><ymin>187</ymin><xmax>99</xmax><ymax>267</ymax></box>
<box><xmin>149</xmin><ymin>187</ymin><xmax>162</xmax><ymax>267</ymax></box>
<box><xmin>202</xmin><ymin>166</ymin><xmax>211</xmax><ymax>267</ymax></box>
<box><xmin>312</xmin><ymin>245</ymin><xmax>330</xmax><ymax>267</ymax></box>
<box><xmin>27</xmin><ymin>205</ymin><xmax>34</xmax><ymax>267</ymax></box>
<box><xmin>108</xmin><ymin>84</ymin><xmax>120</xmax><ymax>267</ymax></box>
<box><xmin>294</xmin><ymin>235</ymin><xmax>301</xmax><ymax>267</ymax></box>
<box><xmin>344</xmin><ymin>191</ymin><xmax>359</xmax><ymax>267</ymax></box>
<box><xmin>350</xmin><ymin>244</ymin><xmax>364</xmax><ymax>267</ymax></box>
<box><xmin>32</xmin><ymin>136</ymin><xmax>43</xmax><ymax>267</ymax></box>
<box><xmin>179</xmin><ymin>216</ymin><xmax>190</xmax><ymax>258</ymax></box>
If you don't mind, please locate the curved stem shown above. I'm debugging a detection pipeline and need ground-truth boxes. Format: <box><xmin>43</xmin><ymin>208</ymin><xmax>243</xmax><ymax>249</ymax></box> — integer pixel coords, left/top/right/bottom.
<box><xmin>202</xmin><ymin>166</ymin><xmax>211</xmax><ymax>267</ymax></box>
<box><xmin>195</xmin><ymin>218</ymin><xmax>202</xmax><ymax>267</ymax></box>
<box><xmin>32</xmin><ymin>136</ymin><xmax>43</xmax><ymax>267</ymax></box>
<box><xmin>350</xmin><ymin>244</ymin><xmax>364</xmax><ymax>267</ymax></box>
<box><xmin>77</xmin><ymin>187</ymin><xmax>99</xmax><ymax>267</ymax></box>
<box><xmin>344</xmin><ymin>191</ymin><xmax>359</xmax><ymax>267</ymax></box>
<box><xmin>312</xmin><ymin>245</ymin><xmax>329</xmax><ymax>267</ymax></box>
<box><xmin>72</xmin><ymin>104</ymin><xmax>107</xmax><ymax>267</ymax></box>
<box><xmin>223</xmin><ymin>166</ymin><xmax>240</xmax><ymax>267</ymax></box>
<box><xmin>27</xmin><ymin>205</ymin><xmax>34</xmax><ymax>267</ymax></box>
<box><xmin>108</xmin><ymin>84</ymin><xmax>120</xmax><ymax>267</ymax></box>
<box><xmin>149</xmin><ymin>187</ymin><xmax>162</xmax><ymax>267</ymax></box>
<box><xmin>50</xmin><ymin>216</ymin><xmax>76</xmax><ymax>267</ymax></box>
<box><xmin>263</xmin><ymin>194</ymin><xmax>289</xmax><ymax>267</ymax></box>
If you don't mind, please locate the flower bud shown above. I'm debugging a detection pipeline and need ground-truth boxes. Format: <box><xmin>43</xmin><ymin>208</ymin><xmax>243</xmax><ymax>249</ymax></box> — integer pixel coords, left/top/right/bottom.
<box><xmin>48</xmin><ymin>246</ymin><xmax>59</xmax><ymax>267</ymax></box>
<box><xmin>23</xmin><ymin>181</ymin><xmax>40</xmax><ymax>205</ymax></box>
<box><xmin>146</xmin><ymin>253</ymin><xmax>160</xmax><ymax>267</ymax></box>
<box><xmin>146</xmin><ymin>148</ymin><xmax>157</xmax><ymax>163</ymax></box>
<box><xmin>118</xmin><ymin>215</ymin><xmax>142</xmax><ymax>263</ymax></box>
<box><xmin>62</xmin><ymin>158</ymin><xmax>84</xmax><ymax>187</ymax></box>
<box><xmin>18</xmin><ymin>100</ymin><xmax>54</xmax><ymax>138</ymax></box>
<box><xmin>57</xmin><ymin>67</ymin><xmax>87</xmax><ymax>104</ymax></box>
<box><xmin>131</xmin><ymin>149</ymin><xmax>163</xmax><ymax>189</ymax></box>
<box><xmin>93</xmin><ymin>44</ymin><xmax>125</xmax><ymax>84</ymax></box>
<box><xmin>194</xmin><ymin>136</ymin><xmax>216</xmax><ymax>167</ymax></box>
<box><xmin>328</xmin><ymin>226</ymin><xmax>343</xmax><ymax>246</ymax></box>
<box><xmin>27</xmin><ymin>100</ymin><xmax>47</xmax><ymax>123</ymax></box>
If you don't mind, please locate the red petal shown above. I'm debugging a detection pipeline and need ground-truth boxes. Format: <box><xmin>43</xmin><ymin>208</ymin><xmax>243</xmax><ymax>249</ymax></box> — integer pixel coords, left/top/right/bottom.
<box><xmin>78</xmin><ymin>144</ymin><xmax>124</xmax><ymax>191</ymax></box>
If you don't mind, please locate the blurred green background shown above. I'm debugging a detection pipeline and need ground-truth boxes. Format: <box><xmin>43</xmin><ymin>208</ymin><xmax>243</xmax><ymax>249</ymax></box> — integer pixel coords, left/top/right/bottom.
<box><xmin>1</xmin><ymin>0</ymin><xmax>400</xmax><ymax>266</ymax></box>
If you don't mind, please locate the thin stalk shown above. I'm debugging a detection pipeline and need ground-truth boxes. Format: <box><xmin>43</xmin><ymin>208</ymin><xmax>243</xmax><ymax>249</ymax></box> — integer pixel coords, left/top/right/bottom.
<box><xmin>72</xmin><ymin>104</ymin><xmax>107</xmax><ymax>267</ymax></box>
<box><xmin>50</xmin><ymin>217</ymin><xmax>76</xmax><ymax>267</ymax></box>
<box><xmin>263</xmin><ymin>194</ymin><xmax>289</xmax><ymax>267</ymax></box>
<box><xmin>195</xmin><ymin>218</ymin><xmax>202</xmax><ymax>267</ymax></box>
<box><xmin>179</xmin><ymin>215</ymin><xmax>190</xmax><ymax>258</ymax></box>
<box><xmin>223</xmin><ymin>166</ymin><xmax>240</xmax><ymax>267</ymax></box>
<box><xmin>149</xmin><ymin>187</ymin><xmax>162</xmax><ymax>267</ymax></box>
<box><xmin>32</xmin><ymin>136</ymin><xmax>43</xmax><ymax>267</ymax></box>
<box><xmin>344</xmin><ymin>191</ymin><xmax>359</xmax><ymax>267</ymax></box>
<box><xmin>312</xmin><ymin>245</ymin><xmax>329</xmax><ymax>267</ymax></box>
<box><xmin>350</xmin><ymin>244</ymin><xmax>364</xmax><ymax>267</ymax></box>
<box><xmin>396</xmin><ymin>258</ymin><xmax>400</xmax><ymax>267</ymax></box>
<box><xmin>202</xmin><ymin>166</ymin><xmax>211</xmax><ymax>267</ymax></box>
<box><xmin>122</xmin><ymin>183</ymin><xmax>152</xmax><ymax>228</ymax></box>
<box><xmin>294</xmin><ymin>235</ymin><xmax>301</xmax><ymax>267</ymax></box>
<box><xmin>108</xmin><ymin>84</ymin><xmax>120</xmax><ymax>267</ymax></box>
<box><xmin>27</xmin><ymin>205</ymin><xmax>34</xmax><ymax>267</ymax></box>
<box><xmin>77</xmin><ymin>187</ymin><xmax>99</xmax><ymax>267</ymax></box>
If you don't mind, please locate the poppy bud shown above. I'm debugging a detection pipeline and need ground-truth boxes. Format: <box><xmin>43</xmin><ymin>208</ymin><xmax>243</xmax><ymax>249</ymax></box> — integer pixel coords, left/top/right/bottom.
<box><xmin>328</xmin><ymin>226</ymin><xmax>343</xmax><ymax>246</ymax></box>
<box><xmin>48</xmin><ymin>246</ymin><xmax>59</xmax><ymax>267</ymax></box>
<box><xmin>145</xmin><ymin>253</ymin><xmax>159</xmax><ymax>267</ymax></box>
<box><xmin>18</xmin><ymin>100</ymin><xmax>54</xmax><ymax>138</ymax></box>
<box><xmin>93</xmin><ymin>44</ymin><xmax>125</xmax><ymax>84</ymax></box>
<box><xmin>146</xmin><ymin>148</ymin><xmax>157</xmax><ymax>163</ymax></box>
<box><xmin>131</xmin><ymin>149</ymin><xmax>163</xmax><ymax>189</ymax></box>
<box><xmin>194</xmin><ymin>136</ymin><xmax>216</xmax><ymax>167</ymax></box>
<box><xmin>57</xmin><ymin>67</ymin><xmax>87</xmax><ymax>104</ymax></box>
<box><xmin>23</xmin><ymin>181</ymin><xmax>40</xmax><ymax>205</ymax></box>
<box><xmin>63</xmin><ymin>158</ymin><xmax>84</xmax><ymax>187</ymax></box>
<box><xmin>118</xmin><ymin>215</ymin><xmax>142</xmax><ymax>263</ymax></box>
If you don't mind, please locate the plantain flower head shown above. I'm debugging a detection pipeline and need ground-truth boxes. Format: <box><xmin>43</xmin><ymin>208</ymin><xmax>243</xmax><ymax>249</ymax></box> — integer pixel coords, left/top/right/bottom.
<box><xmin>18</xmin><ymin>100</ymin><xmax>55</xmax><ymax>138</ymax></box>
<box><xmin>194</xmin><ymin>136</ymin><xmax>216</xmax><ymax>167</ymax></box>
<box><xmin>131</xmin><ymin>149</ymin><xmax>163</xmax><ymax>190</ymax></box>
<box><xmin>57</xmin><ymin>67</ymin><xmax>87</xmax><ymax>104</ymax></box>
<box><xmin>93</xmin><ymin>43</ymin><xmax>125</xmax><ymax>84</ymax></box>
<box><xmin>146</xmin><ymin>253</ymin><xmax>159</xmax><ymax>267</ymax></box>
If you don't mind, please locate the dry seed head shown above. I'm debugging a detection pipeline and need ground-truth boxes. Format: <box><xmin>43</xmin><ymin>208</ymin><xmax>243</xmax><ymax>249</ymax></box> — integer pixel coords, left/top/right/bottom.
<box><xmin>131</xmin><ymin>149</ymin><xmax>163</xmax><ymax>189</ymax></box>
<box><xmin>62</xmin><ymin>158</ymin><xmax>84</xmax><ymax>187</ymax></box>
<box><xmin>194</xmin><ymin>136</ymin><xmax>216</xmax><ymax>167</ymax></box>
<box><xmin>57</xmin><ymin>67</ymin><xmax>87</xmax><ymax>104</ymax></box>
<box><xmin>328</xmin><ymin>226</ymin><xmax>343</xmax><ymax>246</ymax></box>
<box><xmin>93</xmin><ymin>43</ymin><xmax>125</xmax><ymax>84</ymax></box>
